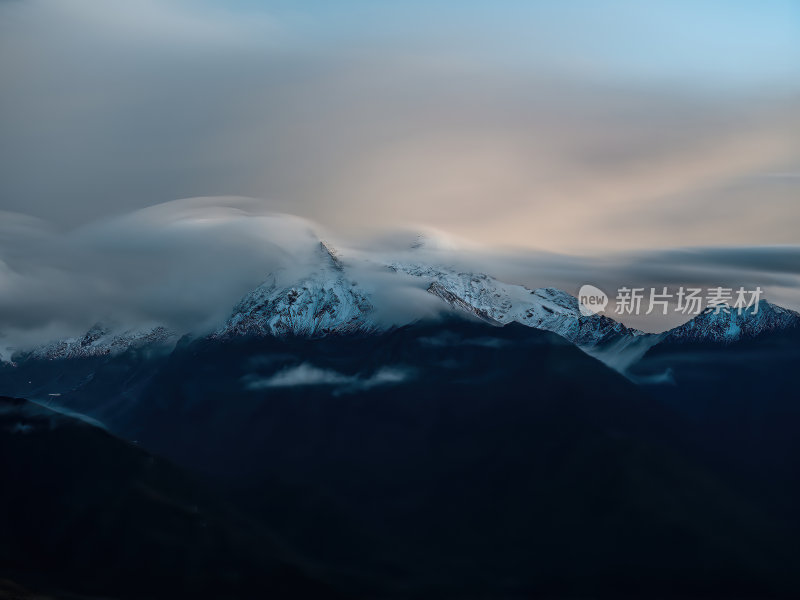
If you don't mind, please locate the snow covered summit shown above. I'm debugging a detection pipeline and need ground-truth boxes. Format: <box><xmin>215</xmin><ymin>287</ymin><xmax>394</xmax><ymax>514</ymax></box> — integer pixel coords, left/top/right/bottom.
<box><xmin>661</xmin><ymin>300</ymin><xmax>800</xmax><ymax>344</ymax></box>
<box><xmin>26</xmin><ymin>324</ymin><xmax>175</xmax><ymax>361</ymax></box>
<box><xmin>216</xmin><ymin>242</ymin><xmax>377</xmax><ymax>338</ymax></box>
<box><xmin>389</xmin><ymin>263</ymin><xmax>642</xmax><ymax>347</ymax></box>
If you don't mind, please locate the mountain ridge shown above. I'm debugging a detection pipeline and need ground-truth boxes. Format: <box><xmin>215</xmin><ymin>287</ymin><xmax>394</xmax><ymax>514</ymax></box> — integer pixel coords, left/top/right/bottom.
<box><xmin>8</xmin><ymin>242</ymin><xmax>800</xmax><ymax>362</ymax></box>
<box><xmin>657</xmin><ymin>299</ymin><xmax>800</xmax><ymax>345</ymax></box>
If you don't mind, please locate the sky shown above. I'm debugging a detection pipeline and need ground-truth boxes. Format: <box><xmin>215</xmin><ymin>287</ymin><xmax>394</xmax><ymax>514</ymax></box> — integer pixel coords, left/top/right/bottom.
<box><xmin>1</xmin><ymin>0</ymin><xmax>799</xmax><ymax>344</ymax></box>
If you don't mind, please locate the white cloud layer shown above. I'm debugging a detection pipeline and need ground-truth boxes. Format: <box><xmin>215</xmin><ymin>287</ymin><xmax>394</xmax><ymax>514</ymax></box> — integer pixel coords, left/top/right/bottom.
<box><xmin>243</xmin><ymin>363</ymin><xmax>411</xmax><ymax>394</ymax></box>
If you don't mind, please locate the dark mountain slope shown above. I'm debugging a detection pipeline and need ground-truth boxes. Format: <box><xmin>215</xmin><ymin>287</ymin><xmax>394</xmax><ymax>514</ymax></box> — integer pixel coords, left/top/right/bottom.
<box><xmin>632</xmin><ymin>326</ymin><xmax>800</xmax><ymax>511</ymax></box>
<box><xmin>2</xmin><ymin>319</ymin><xmax>800</xmax><ymax>597</ymax></box>
<box><xmin>0</xmin><ymin>396</ymin><xmax>340</xmax><ymax>600</ymax></box>
<box><xmin>55</xmin><ymin>319</ymin><xmax>797</xmax><ymax>598</ymax></box>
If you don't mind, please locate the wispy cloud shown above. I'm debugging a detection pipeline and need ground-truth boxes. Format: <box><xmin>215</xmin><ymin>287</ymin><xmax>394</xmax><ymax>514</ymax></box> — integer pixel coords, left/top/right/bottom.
<box><xmin>1</xmin><ymin>0</ymin><xmax>798</xmax><ymax>252</ymax></box>
<box><xmin>0</xmin><ymin>197</ymin><xmax>321</xmax><ymax>348</ymax></box>
<box><xmin>242</xmin><ymin>364</ymin><xmax>411</xmax><ymax>394</ymax></box>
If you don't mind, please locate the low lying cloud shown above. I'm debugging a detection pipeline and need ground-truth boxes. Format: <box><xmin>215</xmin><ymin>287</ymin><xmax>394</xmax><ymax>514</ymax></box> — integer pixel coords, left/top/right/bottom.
<box><xmin>242</xmin><ymin>364</ymin><xmax>411</xmax><ymax>394</ymax></box>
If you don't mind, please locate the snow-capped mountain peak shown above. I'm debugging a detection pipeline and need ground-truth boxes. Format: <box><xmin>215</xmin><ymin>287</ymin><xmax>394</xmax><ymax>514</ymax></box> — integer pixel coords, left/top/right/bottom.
<box><xmin>216</xmin><ymin>242</ymin><xmax>377</xmax><ymax>338</ymax></box>
<box><xmin>662</xmin><ymin>299</ymin><xmax>800</xmax><ymax>344</ymax></box>
<box><xmin>389</xmin><ymin>262</ymin><xmax>641</xmax><ymax>347</ymax></box>
<box><xmin>318</xmin><ymin>240</ymin><xmax>344</xmax><ymax>271</ymax></box>
<box><xmin>24</xmin><ymin>324</ymin><xmax>176</xmax><ymax>361</ymax></box>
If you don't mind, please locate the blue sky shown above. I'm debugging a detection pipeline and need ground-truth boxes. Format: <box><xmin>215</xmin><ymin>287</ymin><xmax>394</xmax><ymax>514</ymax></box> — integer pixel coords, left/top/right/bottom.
<box><xmin>221</xmin><ymin>0</ymin><xmax>800</xmax><ymax>87</ymax></box>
